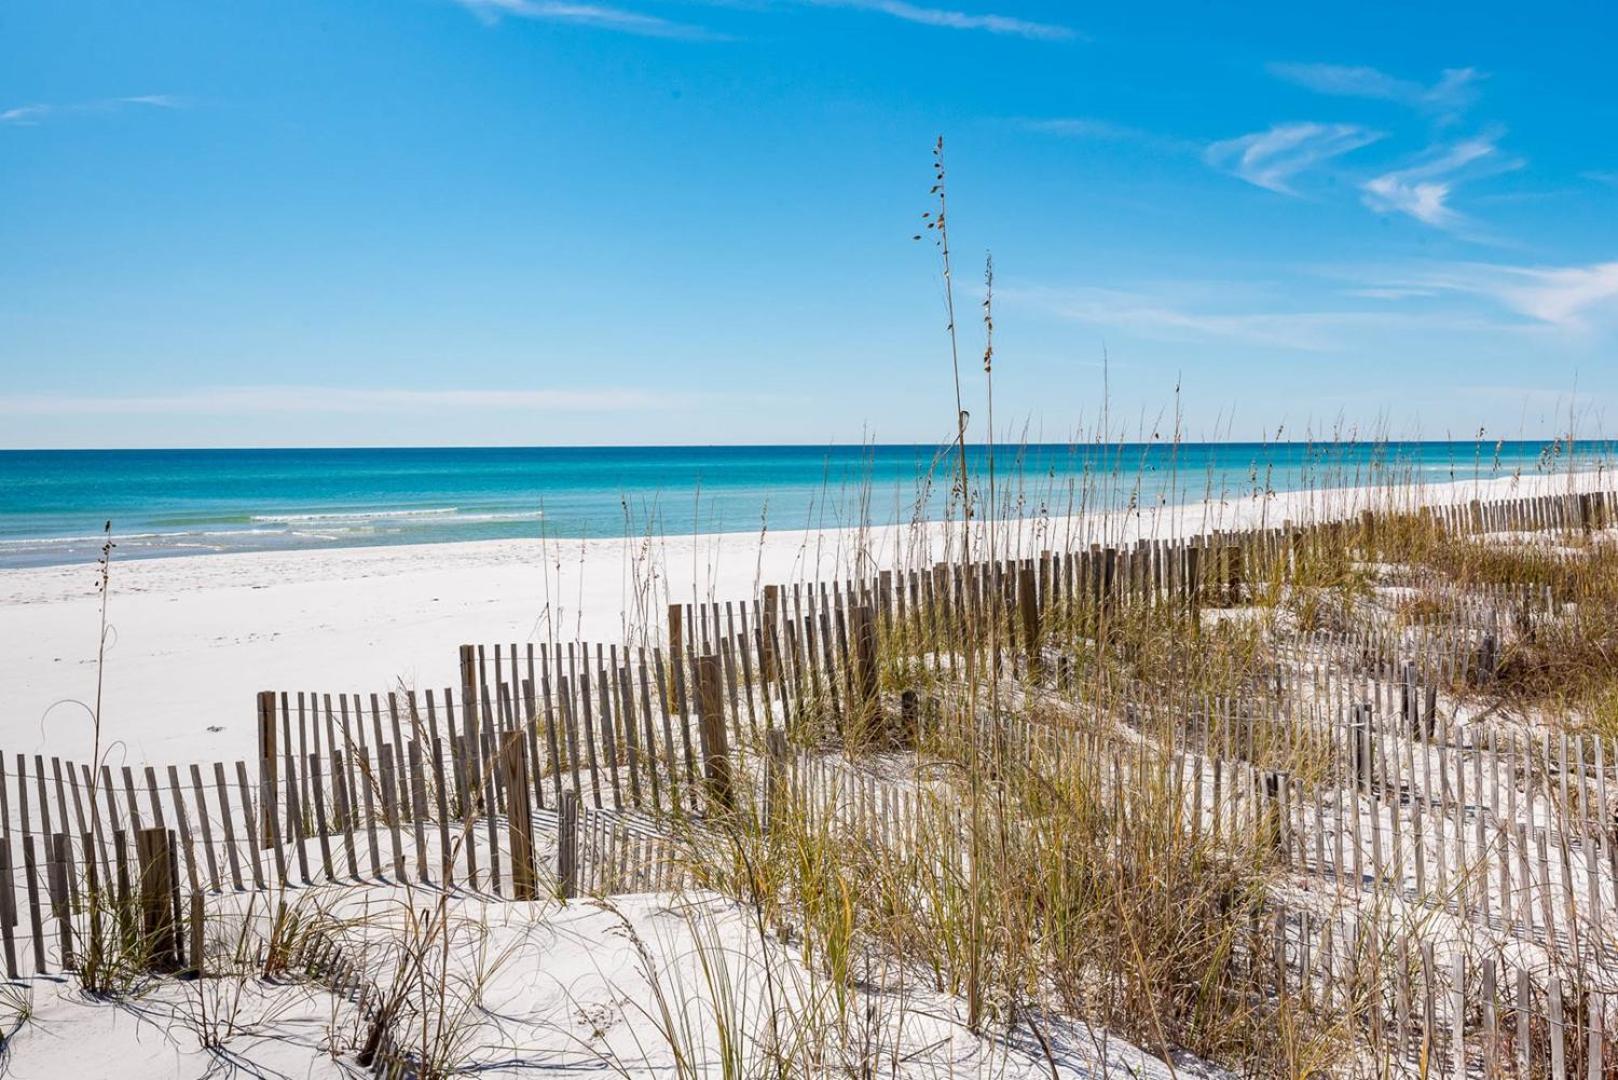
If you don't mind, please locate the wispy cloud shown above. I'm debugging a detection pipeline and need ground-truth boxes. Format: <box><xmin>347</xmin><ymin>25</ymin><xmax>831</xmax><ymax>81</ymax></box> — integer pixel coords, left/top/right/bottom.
<box><xmin>803</xmin><ymin>0</ymin><xmax>1077</xmax><ymax>40</ymax></box>
<box><xmin>1455</xmin><ymin>385</ymin><xmax>1593</xmax><ymax>412</ymax></box>
<box><xmin>1018</xmin><ymin>116</ymin><xmax>1195</xmax><ymax>153</ymax></box>
<box><xmin>1205</xmin><ymin>122</ymin><xmax>1383</xmax><ymax>195</ymax></box>
<box><xmin>1343</xmin><ymin>286</ymin><xmax>1441</xmax><ymax>301</ymax></box>
<box><xmin>0</xmin><ymin>386</ymin><xmax>706</xmax><ymax>416</ymax></box>
<box><xmin>456</xmin><ymin>0</ymin><xmax>1073</xmax><ymax>40</ymax></box>
<box><xmin>1</xmin><ymin>94</ymin><xmax>183</xmax><ymax>127</ymax></box>
<box><xmin>453</xmin><ymin>0</ymin><xmax>715</xmax><ymax>38</ymax></box>
<box><xmin>1268</xmin><ymin>62</ymin><xmax>1483</xmax><ymax>119</ymax></box>
<box><xmin>1361</xmin><ymin>132</ymin><xmax>1519</xmax><ymax>231</ymax></box>
<box><xmin>1002</xmin><ymin>283</ymin><xmax>1501</xmax><ymax>351</ymax></box>
<box><xmin>1354</xmin><ymin>260</ymin><xmax>1618</xmax><ymax>330</ymax></box>
<box><xmin>1020</xmin><ymin>117</ymin><xmax>1139</xmax><ymax>140</ymax></box>
<box><xmin>1583</xmin><ymin>170</ymin><xmax>1618</xmax><ymax>188</ymax></box>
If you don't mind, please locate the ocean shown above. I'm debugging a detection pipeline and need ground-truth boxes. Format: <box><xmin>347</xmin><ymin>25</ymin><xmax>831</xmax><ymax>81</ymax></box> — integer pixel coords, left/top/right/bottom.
<box><xmin>0</xmin><ymin>442</ymin><xmax>1599</xmax><ymax>568</ymax></box>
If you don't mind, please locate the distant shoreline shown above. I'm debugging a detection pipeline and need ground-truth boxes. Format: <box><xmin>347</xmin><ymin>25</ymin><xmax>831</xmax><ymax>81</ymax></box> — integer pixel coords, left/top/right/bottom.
<box><xmin>0</xmin><ymin>439</ymin><xmax>1602</xmax><ymax>570</ymax></box>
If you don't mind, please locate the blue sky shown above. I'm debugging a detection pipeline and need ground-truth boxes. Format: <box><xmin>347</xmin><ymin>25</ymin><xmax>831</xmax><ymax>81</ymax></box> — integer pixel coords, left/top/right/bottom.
<box><xmin>2</xmin><ymin>0</ymin><xmax>1615</xmax><ymax>448</ymax></box>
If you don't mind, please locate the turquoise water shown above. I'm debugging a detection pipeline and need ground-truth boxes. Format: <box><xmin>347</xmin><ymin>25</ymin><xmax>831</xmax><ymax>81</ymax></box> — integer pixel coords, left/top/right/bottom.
<box><xmin>0</xmin><ymin>442</ymin><xmax>1599</xmax><ymax>568</ymax></box>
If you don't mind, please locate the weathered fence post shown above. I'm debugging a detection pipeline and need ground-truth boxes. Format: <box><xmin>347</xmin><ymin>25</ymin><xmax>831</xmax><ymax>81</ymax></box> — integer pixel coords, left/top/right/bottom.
<box><xmin>1224</xmin><ymin>544</ymin><xmax>1243</xmax><ymax>606</ymax></box>
<box><xmin>500</xmin><ymin>734</ymin><xmax>537</xmax><ymax>901</ymax></box>
<box><xmin>667</xmin><ymin>602</ymin><xmax>687</xmax><ymax>707</ymax></box>
<box><xmin>1399</xmin><ymin>667</ymin><xmax>1416</xmax><ymax>735</ymax></box>
<box><xmin>763</xmin><ymin>728</ymin><xmax>788</xmax><ymax>836</ymax></box>
<box><xmin>556</xmin><ymin>790</ymin><xmax>578</xmax><ymax>899</ymax></box>
<box><xmin>458</xmin><ymin>644</ymin><xmax>477</xmax><ymax>721</ymax></box>
<box><xmin>1263</xmin><ymin>771</ymin><xmax>1285</xmax><ymax>857</ymax></box>
<box><xmin>761</xmin><ymin>584</ymin><xmax>780</xmax><ymax>689</ymax></box>
<box><xmin>137</xmin><ymin>826</ymin><xmax>178</xmax><ymax>972</ymax></box>
<box><xmin>667</xmin><ymin>602</ymin><xmax>685</xmax><ymax>661</ymax></box>
<box><xmin>189</xmin><ymin>891</ymin><xmax>205</xmax><ymax>978</ymax></box>
<box><xmin>1351</xmin><ymin>705</ymin><xmax>1374</xmax><ymax>792</ymax></box>
<box><xmin>112</xmin><ymin>828</ymin><xmax>133</xmax><ymax>943</ymax></box>
<box><xmin>21</xmin><ymin>835</ymin><xmax>44</xmax><ymax>974</ymax></box>
<box><xmin>1101</xmin><ymin>547</ymin><xmax>1118</xmax><ymax>637</ymax></box>
<box><xmin>1017</xmin><ymin>565</ymin><xmax>1040</xmax><ymax>672</ymax></box>
<box><xmin>0</xmin><ymin>842</ymin><xmax>17</xmax><ymax>980</ymax></box>
<box><xmin>1185</xmin><ymin>542</ymin><xmax>1202</xmax><ymax>624</ymax></box>
<box><xmin>257</xmin><ymin>691</ymin><xmax>278</xmax><ymax>850</ymax></box>
<box><xmin>458</xmin><ymin>645</ymin><xmax>482</xmax><ymax>814</ymax></box>
<box><xmin>851</xmin><ymin>604</ymin><xmax>879</xmax><ymax>726</ymax></box>
<box><xmin>80</xmin><ymin>830</ymin><xmax>101</xmax><ymax>976</ymax></box>
<box><xmin>696</xmin><ymin>653</ymin><xmax>734</xmax><ymax>814</ymax></box>
<box><xmin>48</xmin><ymin>833</ymin><xmax>74</xmax><ymax>969</ymax></box>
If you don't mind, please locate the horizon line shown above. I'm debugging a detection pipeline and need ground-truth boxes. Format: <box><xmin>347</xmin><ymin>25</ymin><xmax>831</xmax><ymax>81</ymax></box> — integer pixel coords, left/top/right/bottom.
<box><xmin>0</xmin><ymin>436</ymin><xmax>1599</xmax><ymax>454</ymax></box>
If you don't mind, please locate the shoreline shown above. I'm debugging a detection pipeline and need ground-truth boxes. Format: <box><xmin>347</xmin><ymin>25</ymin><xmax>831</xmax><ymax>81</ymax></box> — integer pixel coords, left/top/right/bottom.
<box><xmin>1</xmin><ymin>440</ymin><xmax>1598</xmax><ymax>571</ymax></box>
<box><xmin>2</xmin><ymin>467</ymin><xmax>1606</xmax><ymax>764</ymax></box>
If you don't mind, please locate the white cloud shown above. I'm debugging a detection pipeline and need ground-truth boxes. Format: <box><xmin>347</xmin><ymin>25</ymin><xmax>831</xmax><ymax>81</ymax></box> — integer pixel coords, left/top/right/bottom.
<box><xmin>1361</xmin><ymin>133</ymin><xmax>1519</xmax><ymax>230</ymax></box>
<box><xmin>1205</xmin><ymin>122</ymin><xmax>1383</xmax><ymax>195</ymax></box>
<box><xmin>1021</xmin><ymin>117</ymin><xmax>1140</xmax><ymax>139</ymax></box>
<box><xmin>120</xmin><ymin>94</ymin><xmax>184</xmax><ymax>109</ymax></box>
<box><xmin>1344</xmin><ymin>286</ymin><xmax>1440</xmax><ymax>301</ymax></box>
<box><xmin>0</xmin><ymin>386</ymin><xmax>703</xmax><ymax>416</ymax></box>
<box><xmin>1362</xmin><ymin>261</ymin><xmax>1618</xmax><ymax>330</ymax></box>
<box><xmin>1</xmin><ymin>94</ymin><xmax>183</xmax><ymax>126</ymax></box>
<box><xmin>1019</xmin><ymin>117</ymin><xmax>1195</xmax><ymax>153</ymax></box>
<box><xmin>804</xmin><ymin>0</ymin><xmax>1077</xmax><ymax>39</ymax></box>
<box><xmin>1363</xmin><ymin>172</ymin><xmax>1455</xmax><ymax>226</ymax></box>
<box><xmin>457</xmin><ymin>0</ymin><xmax>1075</xmax><ymax>40</ymax></box>
<box><xmin>454</xmin><ymin>0</ymin><xmax>714</xmax><ymax>38</ymax></box>
<box><xmin>1002</xmin><ymin>284</ymin><xmax>1502</xmax><ymax>351</ymax></box>
<box><xmin>1268</xmin><ymin>62</ymin><xmax>1483</xmax><ymax>117</ymax></box>
<box><xmin>0</xmin><ymin>104</ymin><xmax>53</xmax><ymax>125</ymax></box>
